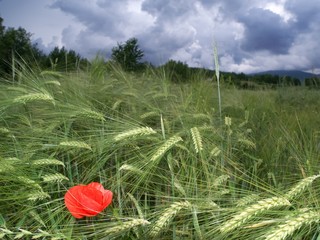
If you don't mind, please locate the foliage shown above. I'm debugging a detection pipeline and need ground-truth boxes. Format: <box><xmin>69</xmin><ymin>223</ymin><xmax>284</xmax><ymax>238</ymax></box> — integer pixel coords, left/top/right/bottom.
<box><xmin>111</xmin><ymin>37</ymin><xmax>145</xmax><ymax>71</ymax></box>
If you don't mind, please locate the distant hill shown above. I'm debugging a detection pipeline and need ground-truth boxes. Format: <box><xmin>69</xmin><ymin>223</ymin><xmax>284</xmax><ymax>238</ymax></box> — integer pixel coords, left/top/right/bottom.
<box><xmin>250</xmin><ymin>70</ymin><xmax>318</xmax><ymax>81</ymax></box>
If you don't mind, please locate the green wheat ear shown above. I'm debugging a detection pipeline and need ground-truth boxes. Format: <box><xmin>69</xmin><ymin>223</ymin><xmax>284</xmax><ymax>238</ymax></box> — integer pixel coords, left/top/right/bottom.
<box><xmin>59</xmin><ymin>140</ymin><xmax>92</xmax><ymax>150</ymax></box>
<box><xmin>114</xmin><ymin>126</ymin><xmax>157</xmax><ymax>142</ymax></box>
<box><xmin>190</xmin><ymin>127</ymin><xmax>203</xmax><ymax>153</ymax></box>
<box><xmin>150</xmin><ymin>201</ymin><xmax>191</xmax><ymax>237</ymax></box>
<box><xmin>31</xmin><ymin>158</ymin><xmax>65</xmax><ymax>167</ymax></box>
<box><xmin>42</xmin><ymin>173</ymin><xmax>69</xmax><ymax>183</ymax></box>
<box><xmin>150</xmin><ymin>135</ymin><xmax>183</xmax><ymax>162</ymax></box>
<box><xmin>13</xmin><ymin>93</ymin><xmax>55</xmax><ymax>104</ymax></box>
<box><xmin>119</xmin><ymin>164</ymin><xmax>143</xmax><ymax>174</ymax></box>
<box><xmin>285</xmin><ymin>174</ymin><xmax>320</xmax><ymax>199</ymax></box>
<box><xmin>77</xmin><ymin>109</ymin><xmax>106</xmax><ymax>121</ymax></box>
<box><xmin>27</xmin><ymin>191</ymin><xmax>51</xmax><ymax>201</ymax></box>
<box><xmin>264</xmin><ymin>209</ymin><xmax>320</xmax><ymax>240</ymax></box>
<box><xmin>219</xmin><ymin>197</ymin><xmax>291</xmax><ymax>233</ymax></box>
<box><xmin>104</xmin><ymin>218</ymin><xmax>150</xmax><ymax>235</ymax></box>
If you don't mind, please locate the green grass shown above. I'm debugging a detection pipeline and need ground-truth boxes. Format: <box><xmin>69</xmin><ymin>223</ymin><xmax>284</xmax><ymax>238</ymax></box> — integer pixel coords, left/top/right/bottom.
<box><xmin>1</xmin><ymin>60</ymin><xmax>320</xmax><ymax>239</ymax></box>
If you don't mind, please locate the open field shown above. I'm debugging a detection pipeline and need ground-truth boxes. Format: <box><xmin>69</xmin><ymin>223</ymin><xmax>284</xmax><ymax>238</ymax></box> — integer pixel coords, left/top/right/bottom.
<box><xmin>1</xmin><ymin>60</ymin><xmax>320</xmax><ymax>239</ymax></box>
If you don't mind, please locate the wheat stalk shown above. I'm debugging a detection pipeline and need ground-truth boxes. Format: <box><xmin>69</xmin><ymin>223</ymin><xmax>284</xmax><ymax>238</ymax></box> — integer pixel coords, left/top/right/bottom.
<box><xmin>220</xmin><ymin>197</ymin><xmax>291</xmax><ymax>233</ymax></box>
<box><xmin>127</xmin><ymin>193</ymin><xmax>144</xmax><ymax>219</ymax></box>
<box><xmin>213</xmin><ymin>174</ymin><xmax>230</xmax><ymax>187</ymax></box>
<box><xmin>192</xmin><ymin>206</ymin><xmax>203</xmax><ymax>240</ymax></box>
<box><xmin>112</xmin><ymin>99</ymin><xmax>123</xmax><ymax>110</ymax></box>
<box><xmin>213</xmin><ymin>43</ymin><xmax>222</xmax><ymax>119</ymax></box>
<box><xmin>77</xmin><ymin>109</ymin><xmax>105</xmax><ymax>121</ymax></box>
<box><xmin>224</xmin><ymin>116</ymin><xmax>232</xmax><ymax>126</ymax></box>
<box><xmin>0</xmin><ymin>162</ymin><xmax>15</xmax><ymax>173</ymax></box>
<box><xmin>173</xmin><ymin>177</ymin><xmax>186</xmax><ymax>196</ymax></box>
<box><xmin>40</xmin><ymin>70</ymin><xmax>63</xmax><ymax>78</ymax></box>
<box><xmin>285</xmin><ymin>174</ymin><xmax>320</xmax><ymax>199</ymax></box>
<box><xmin>210</xmin><ymin>146</ymin><xmax>221</xmax><ymax>157</ymax></box>
<box><xmin>150</xmin><ymin>201</ymin><xmax>191</xmax><ymax>237</ymax></box>
<box><xmin>32</xmin><ymin>158</ymin><xmax>65</xmax><ymax>167</ymax></box>
<box><xmin>105</xmin><ymin>218</ymin><xmax>150</xmax><ymax>235</ymax></box>
<box><xmin>17</xmin><ymin>176</ymin><xmax>42</xmax><ymax>189</ymax></box>
<box><xmin>13</xmin><ymin>93</ymin><xmax>54</xmax><ymax>104</ymax></box>
<box><xmin>264</xmin><ymin>209</ymin><xmax>320</xmax><ymax>240</ymax></box>
<box><xmin>114</xmin><ymin>127</ymin><xmax>156</xmax><ymax>142</ymax></box>
<box><xmin>59</xmin><ymin>140</ymin><xmax>92</xmax><ymax>150</ymax></box>
<box><xmin>237</xmin><ymin>137</ymin><xmax>256</xmax><ymax>149</ymax></box>
<box><xmin>236</xmin><ymin>193</ymin><xmax>260</xmax><ymax>207</ymax></box>
<box><xmin>119</xmin><ymin>164</ymin><xmax>143</xmax><ymax>174</ymax></box>
<box><xmin>191</xmin><ymin>113</ymin><xmax>211</xmax><ymax>121</ymax></box>
<box><xmin>0</xmin><ymin>157</ymin><xmax>22</xmax><ymax>172</ymax></box>
<box><xmin>190</xmin><ymin>127</ymin><xmax>203</xmax><ymax>153</ymax></box>
<box><xmin>12</xmin><ymin>228</ymin><xmax>32</xmax><ymax>239</ymax></box>
<box><xmin>0</xmin><ymin>228</ymin><xmax>12</xmax><ymax>238</ymax></box>
<box><xmin>42</xmin><ymin>173</ymin><xmax>69</xmax><ymax>183</ymax></box>
<box><xmin>43</xmin><ymin>80</ymin><xmax>61</xmax><ymax>86</ymax></box>
<box><xmin>140</xmin><ymin>111</ymin><xmax>159</xmax><ymax>119</ymax></box>
<box><xmin>0</xmin><ymin>127</ymin><xmax>10</xmax><ymax>134</ymax></box>
<box><xmin>27</xmin><ymin>191</ymin><xmax>51</xmax><ymax>201</ymax></box>
<box><xmin>28</xmin><ymin>210</ymin><xmax>46</xmax><ymax>227</ymax></box>
<box><xmin>32</xmin><ymin>229</ymin><xmax>50</xmax><ymax>238</ymax></box>
<box><xmin>150</xmin><ymin>135</ymin><xmax>183</xmax><ymax>162</ymax></box>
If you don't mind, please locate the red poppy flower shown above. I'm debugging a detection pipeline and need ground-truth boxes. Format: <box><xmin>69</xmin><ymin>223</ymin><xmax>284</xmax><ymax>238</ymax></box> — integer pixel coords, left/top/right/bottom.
<box><xmin>64</xmin><ymin>182</ymin><xmax>113</xmax><ymax>219</ymax></box>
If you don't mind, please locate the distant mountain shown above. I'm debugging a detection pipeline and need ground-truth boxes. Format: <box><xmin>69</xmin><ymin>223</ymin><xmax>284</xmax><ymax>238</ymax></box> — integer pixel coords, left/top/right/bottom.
<box><xmin>250</xmin><ymin>70</ymin><xmax>318</xmax><ymax>81</ymax></box>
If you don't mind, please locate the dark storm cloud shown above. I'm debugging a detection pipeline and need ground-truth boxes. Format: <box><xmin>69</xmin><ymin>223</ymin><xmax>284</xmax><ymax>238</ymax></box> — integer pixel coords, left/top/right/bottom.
<box><xmin>2</xmin><ymin>0</ymin><xmax>317</xmax><ymax>73</ymax></box>
<box><xmin>142</xmin><ymin>0</ymin><xmax>195</xmax><ymax>20</ymax></box>
<box><xmin>50</xmin><ymin>0</ymin><xmax>156</xmax><ymax>59</ymax></box>
<box><xmin>50</xmin><ymin>0</ymin><xmax>128</xmax><ymax>38</ymax></box>
<box><xmin>44</xmin><ymin>0</ymin><xmax>320</xmax><ymax>72</ymax></box>
<box><xmin>285</xmin><ymin>0</ymin><xmax>320</xmax><ymax>29</ymax></box>
<box><xmin>238</xmin><ymin>8</ymin><xmax>295</xmax><ymax>54</ymax></box>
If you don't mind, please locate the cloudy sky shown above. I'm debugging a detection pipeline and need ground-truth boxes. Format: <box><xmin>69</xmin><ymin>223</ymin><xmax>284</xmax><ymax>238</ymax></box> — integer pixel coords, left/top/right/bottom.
<box><xmin>0</xmin><ymin>0</ymin><xmax>319</xmax><ymax>73</ymax></box>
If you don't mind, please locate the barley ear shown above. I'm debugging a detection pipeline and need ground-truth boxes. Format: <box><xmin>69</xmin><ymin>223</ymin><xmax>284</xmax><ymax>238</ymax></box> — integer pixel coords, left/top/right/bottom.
<box><xmin>150</xmin><ymin>201</ymin><xmax>191</xmax><ymax>237</ymax></box>
<box><xmin>13</xmin><ymin>93</ymin><xmax>54</xmax><ymax>105</ymax></box>
<box><xmin>191</xmin><ymin>127</ymin><xmax>203</xmax><ymax>153</ymax></box>
<box><xmin>150</xmin><ymin>135</ymin><xmax>183</xmax><ymax>162</ymax></box>
<box><xmin>264</xmin><ymin>209</ymin><xmax>320</xmax><ymax>240</ymax></box>
<box><xmin>42</xmin><ymin>173</ymin><xmax>69</xmax><ymax>183</ymax></box>
<box><xmin>219</xmin><ymin>197</ymin><xmax>291</xmax><ymax>233</ymax></box>
<box><xmin>59</xmin><ymin>140</ymin><xmax>92</xmax><ymax>150</ymax></box>
<box><xmin>114</xmin><ymin>127</ymin><xmax>156</xmax><ymax>142</ymax></box>
<box><xmin>105</xmin><ymin>218</ymin><xmax>150</xmax><ymax>235</ymax></box>
<box><xmin>285</xmin><ymin>174</ymin><xmax>320</xmax><ymax>199</ymax></box>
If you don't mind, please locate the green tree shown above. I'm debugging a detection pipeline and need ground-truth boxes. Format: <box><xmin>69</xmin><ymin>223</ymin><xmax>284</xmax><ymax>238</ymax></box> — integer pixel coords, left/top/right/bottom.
<box><xmin>161</xmin><ymin>59</ymin><xmax>190</xmax><ymax>83</ymax></box>
<box><xmin>0</xmin><ymin>17</ymin><xmax>5</xmax><ymax>36</ymax></box>
<box><xmin>47</xmin><ymin>46</ymin><xmax>87</xmax><ymax>71</ymax></box>
<box><xmin>0</xmin><ymin>17</ymin><xmax>45</xmax><ymax>76</ymax></box>
<box><xmin>111</xmin><ymin>38</ymin><xmax>144</xmax><ymax>71</ymax></box>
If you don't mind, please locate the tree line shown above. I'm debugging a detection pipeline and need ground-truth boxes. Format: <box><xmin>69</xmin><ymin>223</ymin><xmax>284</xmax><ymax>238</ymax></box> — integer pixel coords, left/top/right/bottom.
<box><xmin>0</xmin><ymin>17</ymin><xmax>318</xmax><ymax>88</ymax></box>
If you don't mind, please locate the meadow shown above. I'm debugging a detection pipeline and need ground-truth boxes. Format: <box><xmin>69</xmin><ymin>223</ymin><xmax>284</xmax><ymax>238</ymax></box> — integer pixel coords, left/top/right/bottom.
<box><xmin>1</xmin><ymin>57</ymin><xmax>320</xmax><ymax>239</ymax></box>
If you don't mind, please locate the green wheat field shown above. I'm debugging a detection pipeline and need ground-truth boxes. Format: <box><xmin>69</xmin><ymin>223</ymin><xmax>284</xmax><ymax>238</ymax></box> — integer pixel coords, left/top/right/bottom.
<box><xmin>1</xmin><ymin>58</ymin><xmax>320</xmax><ymax>239</ymax></box>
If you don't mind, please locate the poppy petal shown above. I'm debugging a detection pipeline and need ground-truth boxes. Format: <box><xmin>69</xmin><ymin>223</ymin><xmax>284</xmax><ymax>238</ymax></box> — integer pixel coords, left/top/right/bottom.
<box><xmin>86</xmin><ymin>182</ymin><xmax>113</xmax><ymax>209</ymax></box>
<box><xmin>65</xmin><ymin>185</ymin><xmax>102</xmax><ymax>217</ymax></box>
<box><xmin>102</xmin><ymin>190</ymin><xmax>113</xmax><ymax>208</ymax></box>
<box><xmin>87</xmin><ymin>182</ymin><xmax>104</xmax><ymax>192</ymax></box>
<box><xmin>64</xmin><ymin>183</ymin><xmax>113</xmax><ymax>218</ymax></box>
<box><xmin>64</xmin><ymin>185</ymin><xmax>88</xmax><ymax>218</ymax></box>
<box><xmin>79</xmin><ymin>187</ymin><xmax>104</xmax><ymax>213</ymax></box>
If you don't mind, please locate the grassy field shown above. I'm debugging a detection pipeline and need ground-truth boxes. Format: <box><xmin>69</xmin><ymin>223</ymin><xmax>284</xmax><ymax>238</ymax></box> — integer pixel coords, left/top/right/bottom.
<box><xmin>1</xmin><ymin>59</ymin><xmax>320</xmax><ymax>239</ymax></box>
